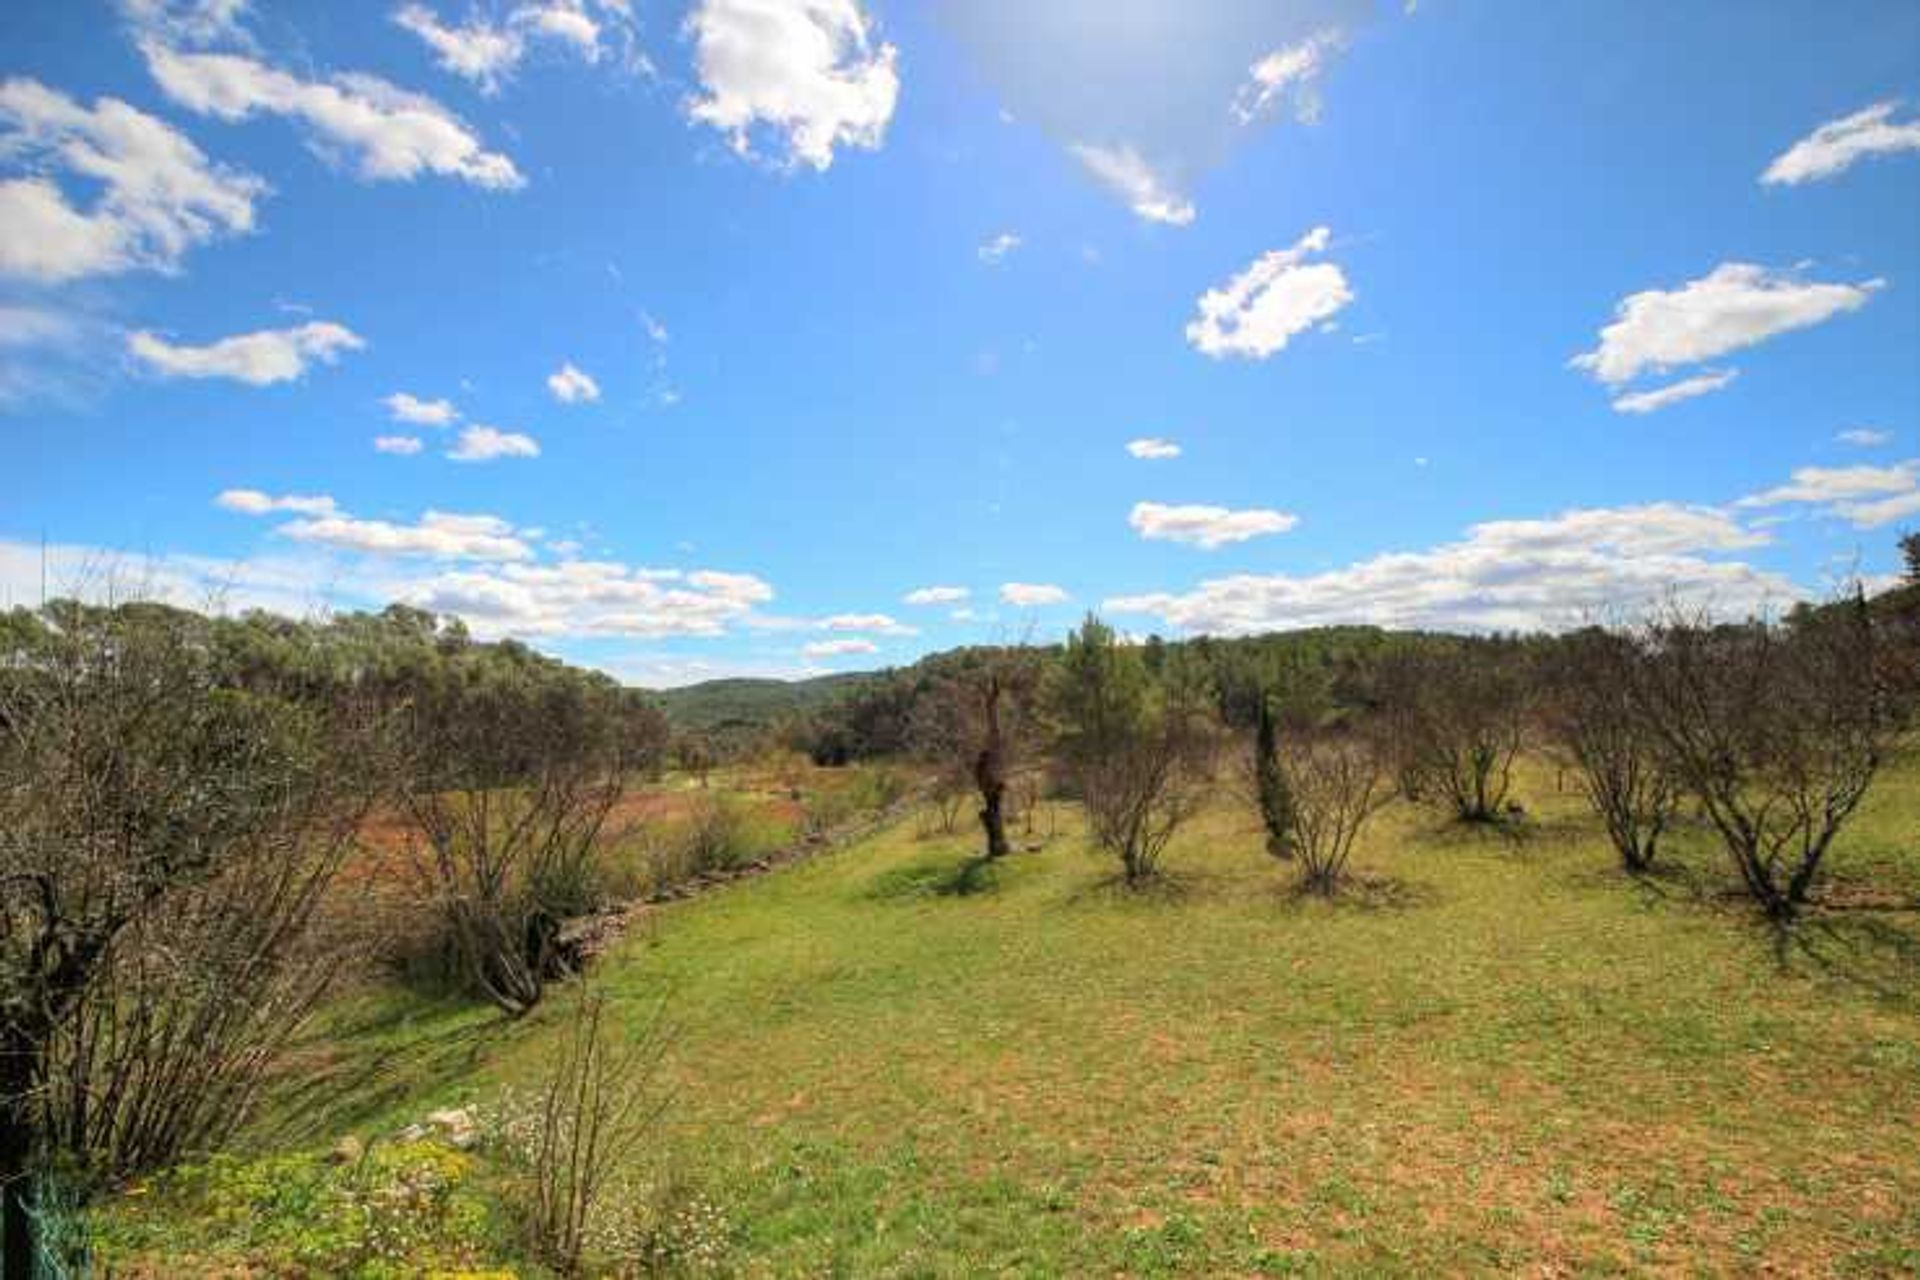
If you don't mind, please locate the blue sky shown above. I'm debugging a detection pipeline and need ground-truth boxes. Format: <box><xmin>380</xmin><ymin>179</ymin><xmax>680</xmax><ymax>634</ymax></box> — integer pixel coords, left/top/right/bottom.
<box><xmin>4</xmin><ymin>0</ymin><xmax>1918</xmax><ymax>685</ymax></box>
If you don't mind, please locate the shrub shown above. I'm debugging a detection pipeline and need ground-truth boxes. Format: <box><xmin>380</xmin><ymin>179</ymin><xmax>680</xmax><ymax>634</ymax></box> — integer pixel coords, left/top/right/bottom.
<box><xmin>484</xmin><ymin>988</ymin><xmax>669</xmax><ymax>1275</ymax></box>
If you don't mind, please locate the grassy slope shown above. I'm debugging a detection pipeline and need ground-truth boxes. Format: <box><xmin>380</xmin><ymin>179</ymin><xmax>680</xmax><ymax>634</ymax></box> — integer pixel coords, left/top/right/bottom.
<box><xmin>111</xmin><ymin>758</ymin><xmax>1920</xmax><ymax>1276</ymax></box>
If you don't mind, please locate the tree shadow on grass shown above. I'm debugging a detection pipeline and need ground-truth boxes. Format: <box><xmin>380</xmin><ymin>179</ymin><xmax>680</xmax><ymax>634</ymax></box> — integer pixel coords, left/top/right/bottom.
<box><xmin>245</xmin><ymin>996</ymin><xmax>501</xmax><ymax>1150</ymax></box>
<box><xmin>1272</xmin><ymin>870</ymin><xmax>1442</xmax><ymax>913</ymax></box>
<box><xmin>864</xmin><ymin>850</ymin><xmax>1006</xmax><ymax>902</ymax></box>
<box><xmin>1772</xmin><ymin>907</ymin><xmax>1920</xmax><ymax>1015</ymax></box>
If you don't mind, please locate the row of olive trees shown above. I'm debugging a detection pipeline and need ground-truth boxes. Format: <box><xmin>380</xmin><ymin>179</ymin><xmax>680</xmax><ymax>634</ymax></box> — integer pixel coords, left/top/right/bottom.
<box><xmin>900</xmin><ymin>592</ymin><xmax>1912</xmax><ymax>913</ymax></box>
<box><xmin>1540</xmin><ymin>597</ymin><xmax>1909</xmax><ymax>919</ymax></box>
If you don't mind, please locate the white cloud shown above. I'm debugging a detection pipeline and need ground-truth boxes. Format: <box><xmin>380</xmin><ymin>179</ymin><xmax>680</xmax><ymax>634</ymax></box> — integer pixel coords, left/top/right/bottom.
<box><xmin>684</xmin><ymin>0</ymin><xmax>899</xmax><ymax>171</ymax></box>
<box><xmin>1762</xmin><ymin>101</ymin><xmax>1920</xmax><ymax>186</ymax></box>
<box><xmin>1231</xmin><ymin>28</ymin><xmax>1341</xmax><ymax>127</ymax></box>
<box><xmin>546</xmin><ymin>360</ymin><xmax>600</xmax><ymax>403</ymax></box>
<box><xmin>1106</xmin><ymin>503</ymin><xmax>1787</xmax><ymax>636</ymax></box>
<box><xmin>977</xmin><ymin>231</ymin><xmax>1021</xmax><ymax>264</ymax></box>
<box><xmin>1837</xmin><ymin>428</ymin><xmax>1892</xmax><ymax>447</ymax></box>
<box><xmin>1186</xmin><ymin>226</ymin><xmax>1352</xmax><ymax>360</ymax></box>
<box><xmin>1126</xmin><ymin>437</ymin><xmax>1181</xmax><ymax>460</ymax></box>
<box><xmin>903</xmin><ymin>585</ymin><xmax>968</xmax><ymax>605</ymax></box>
<box><xmin>1735</xmin><ymin>461</ymin><xmax>1918</xmax><ymax>508</ymax></box>
<box><xmin>141</xmin><ymin>42</ymin><xmax>525</xmax><ymax>190</ymax></box>
<box><xmin>0</xmin><ymin>77</ymin><xmax>263</xmax><ymax>282</ymax></box>
<box><xmin>1572</xmin><ymin>262</ymin><xmax>1881</xmax><ymax>386</ymax></box>
<box><xmin>1129</xmin><ymin>501</ymin><xmax>1299</xmax><ymax>549</ymax></box>
<box><xmin>1609</xmin><ymin>368</ymin><xmax>1739</xmax><ymax>415</ymax></box>
<box><xmin>392</xmin><ymin>2</ymin><xmax>634</xmax><ymax>94</ymax></box>
<box><xmin>1000</xmin><ymin>582</ymin><xmax>1068</xmax><ymax>606</ymax></box>
<box><xmin>117</xmin><ymin>0</ymin><xmax>254</xmax><ymax>48</ymax></box>
<box><xmin>448</xmin><ymin>424</ymin><xmax>541</xmax><ymax>462</ymax></box>
<box><xmin>383</xmin><ymin>390</ymin><xmax>457</xmax><ymax>425</ymax></box>
<box><xmin>685</xmin><ymin>569</ymin><xmax>775</xmax><ymax>604</ymax></box>
<box><xmin>819</xmin><ymin>612</ymin><xmax>916</xmax><ymax>635</ymax></box>
<box><xmin>803</xmin><ymin>637</ymin><xmax>878</xmax><ymax>657</ymax></box>
<box><xmin>4</xmin><ymin>528</ymin><xmax>781</xmax><ymax>648</ymax></box>
<box><xmin>281</xmin><ymin>509</ymin><xmax>535</xmax><ymax>561</ymax></box>
<box><xmin>393</xmin><ymin>5</ymin><xmax>524</xmax><ymax>94</ymax></box>
<box><xmin>1068</xmin><ymin>142</ymin><xmax>1194</xmax><ymax>226</ymax></box>
<box><xmin>1837</xmin><ymin>491</ymin><xmax>1920</xmax><ymax>529</ymax></box>
<box><xmin>215</xmin><ymin>488</ymin><xmax>337</xmax><ymax>516</ymax></box>
<box><xmin>374</xmin><ymin>434</ymin><xmax>423</xmax><ymax>454</ymax></box>
<box><xmin>128</xmin><ymin>320</ymin><xmax>364</xmax><ymax>384</ymax></box>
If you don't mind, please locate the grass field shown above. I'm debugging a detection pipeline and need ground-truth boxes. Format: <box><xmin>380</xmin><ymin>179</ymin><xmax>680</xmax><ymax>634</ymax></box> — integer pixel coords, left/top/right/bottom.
<box><xmin>96</xmin><ymin>756</ymin><xmax>1920</xmax><ymax>1276</ymax></box>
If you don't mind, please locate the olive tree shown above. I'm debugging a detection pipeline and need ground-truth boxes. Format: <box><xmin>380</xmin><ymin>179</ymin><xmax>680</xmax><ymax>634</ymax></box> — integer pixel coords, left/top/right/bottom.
<box><xmin>1377</xmin><ymin>641</ymin><xmax>1528</xmax><ymax>822</ymax></box>
<box><xmin>1630</xmin><ymin>598</ymin><xmax>1902</xmax><ymax>918</ymax></box>
<box><xmin>0</xmin><ymin>601</ymin><xmax>373</xmax><ymax>1273</ymax></box>
<box><xmin>398</xmin><ymin>642</ymin><xmax>631</xmax><ymax>1016</ymax></box>
<box><xmin>1541</xmin><ymin>627</ymin><xmax>1679</xmax><ymax>874</ymax></box>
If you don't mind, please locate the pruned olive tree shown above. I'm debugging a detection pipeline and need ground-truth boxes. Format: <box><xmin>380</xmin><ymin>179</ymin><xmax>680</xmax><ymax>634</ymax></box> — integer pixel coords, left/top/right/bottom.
<box><xmin>1541</xmin><ymin>627</ymin><xmax>1679</xmax><ymax>874</ymax></box>
<box><xmin>911</xmin><ymin>648</ymin><xmax>1043</xmax><ymax>861</ymax></box>
<box><xmin>1376</xmin><ymin>641</ymin><xmax>1528</xmax><ymax>822</ymax></box>
<box><xmin>0</xmin><ymin>600</ymin><xmax>375</xmax><ymax>1274</ymax></box>
<box><xmin>1630</xmin><ymin>597</ymin><xmax>1902</xmax><ymax>918</ymax></box>
<box><xmin>398</xmin><ymin>642</ymin><xmax>631</xmax><ymax>1016</ymax></box>
<box><xmin>1273</xmin><ymin>729</ymin><xmax>1392</xmax><ymax>896</ymax></box>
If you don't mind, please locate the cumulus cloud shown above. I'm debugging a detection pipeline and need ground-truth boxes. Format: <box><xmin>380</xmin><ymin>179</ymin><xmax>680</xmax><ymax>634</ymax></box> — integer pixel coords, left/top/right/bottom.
<box><xmin>448</xmin><ymin>424</ymin><xmax>540</xmax><ymax>462</ymax></box>
<box><xmin>903</xmin><ymin>585</ymin><xmax>968</xmax><ymax>605</ymax></box>
<box><xmin>216</xmin><ymin>488</ymin><xmax>337</xmax><ymax>515</ymax></box>
<box><xmin>977</xmin><ymin>231</ymin><xmax>1021</xmax><ymax>264</ymax></box>
<box><xmin>393</xmin><ymin>2</ymin><xmax>636</xmax><ymax>95</ymax></box>
<box><xmin>1000</xmin><ymin>582</ymin><xmax>1068</xmax><ymax>606</ymax></box>
<box><xmin>1609</xmin><ymin>368</ymin><xmax>1739</xmax><ymax>415</ymax></box>
<box><xmin>546</xmin><ymin>360</ymin><xmax>600</xmax><ymax>403</ymax></box>
<box><xmin>383</xmin><ymin>390</ymin><xmax>457</xmax><ymax>425</ymax></box>
<box><xmin>819</xmin><ymin>612</ymin><xmax>916</xmax><ymax>635</ymax></box>
<box><xmin>684</xmin><ymin>0</ymin><xmax>899</xmax><ymax>171</ymax></box>
<box><xmin>409</xmin><ymin>560</ymin><xmax>774</xmax><ymax>637</ymax></box>
<box><xmin>803</xmin><ymin>637</ymin><xmax>878</xmax><ymax>657</ymax></box>
<box><xmin>1762</xmin><ymin>101</ymin><xmax>1920</xmax><ymax>186</ymax></box>
<box><xmin>1186</xmin><ymin>226</ymin><xmax>1351</xmax><ymax>360</ymax></box>
<box><xmin>1571</xmin><ymin>262</ymin><xmax>1881</xmax><ymax>386</ymax></box>
<box><xmin>141</xmin><ymin>42</ymin><xmax>524</xmax><ymax>189</ymax></box>
<box><xmin>282</xmin><ymin>509</ymin><xmax>535</xmax><ymax>561</ymax></box>
<box><xmin>1126</xmin><ymin>437</ymin><xmax>1181</xmax><ymax>460</ymax></box>
<box><xmin>393</xmin><ymin>5</ymin><xmax>524</xmax><ymax>93</ymax></box>
<box><xmin>1735</xmin><ymin>461</ymin><xmax>1918</xmax><ymax>511</ymax></box>
<box><xmin>1836</xmin><ymin>427</ymin><xmax>1892</xmax><ymax>447</ymax></box>
<box><xmin>128</xmin><ymin>320</ymin><xmax>364</xmax><ymax>384</ymax></box>
<box><xmin>1106</xmin><ymin>503</ymin><xmax>1787</xmax><ymax>636</ymax></box>
<box><xmin>1129</xmin><ymin>501</ymin><xmax>1298</xmax><ymax>549</ymax></box>
<box><xmin>374</xmin><ymin>434</ymin><xmax>423</xmax><ymax>454</ymax></box>
<box><xmin>0</xmin><ymin>77</ymin><xmax>263</xmax><ymax>282</ymax></box>
<box><xmin>117</xmin><ymin>0</ymin><xmax>254</xmax><ymax>47</ymax></box>
<box><xmin>1231</xmin><ymin>28</ymin><xmax>1342</xmax><ymax>126</ymax></box>
<box><xmin>1068</xmin><ymin>142</ymin><xmax>1194</xmax><ymax>226</ymax></box>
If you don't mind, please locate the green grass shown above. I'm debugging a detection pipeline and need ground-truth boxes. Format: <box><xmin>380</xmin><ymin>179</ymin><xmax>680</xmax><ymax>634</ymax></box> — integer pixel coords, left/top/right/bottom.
<box><xmin>96</xmin><ymin>756</ymin><xmax>1920</xmax><ymax>1275</ymax></box>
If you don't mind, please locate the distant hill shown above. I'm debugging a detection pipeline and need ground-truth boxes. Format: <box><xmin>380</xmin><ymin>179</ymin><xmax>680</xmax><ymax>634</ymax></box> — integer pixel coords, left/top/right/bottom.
<box><xmin>648</xmin><ymin>671</ymin><xmax>883</xmax><ymax>734</ymax></box>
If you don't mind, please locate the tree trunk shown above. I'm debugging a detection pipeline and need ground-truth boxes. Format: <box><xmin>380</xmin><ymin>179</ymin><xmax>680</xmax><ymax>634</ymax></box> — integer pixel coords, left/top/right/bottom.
<box><xmin>2</xmin><ymin>1027</ymin><xmax>39</xmax><ymax>1280</ymax></box>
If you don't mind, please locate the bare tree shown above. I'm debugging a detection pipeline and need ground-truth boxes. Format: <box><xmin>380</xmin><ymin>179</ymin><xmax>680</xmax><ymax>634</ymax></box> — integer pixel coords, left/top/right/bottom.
<box><xmin>1273</xmin><ymin>730</ymin><xmax>1392</xmax><ymax>896</ymax></box>
<box><xmin>1542</xmin><ymin>628</ymin><xmax>1679</xmax><ymax>873</ymax></box>
<box><xmin>399</xmin><ymin>647</ymin><xmax>630</xmax><ymax>1016</ymax></box>
<box><xmin>911</xmin><ymin>650</ymin><xmax>1042</xmax><ymax>862</ymax></box>
<box><xmin>0</xmin><ymin>601</ymin><xmax>373</xmax><ymax>1273</ymax></box>
<box><xmin>490</xmin><ymin>987</ymin><xmax>669</xmax><ymax>1275</ymax></box>
<box><xmin>1376</xmin><ymin>642</ymin><xmax>1528</xmax><ymax>822</ymax></box>
<box><xmin>1630</xmin><ymin>597</ymin><xmax>1902</xmax><ymax>918</ymax></box>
